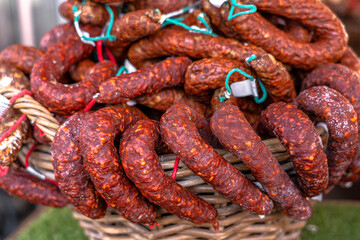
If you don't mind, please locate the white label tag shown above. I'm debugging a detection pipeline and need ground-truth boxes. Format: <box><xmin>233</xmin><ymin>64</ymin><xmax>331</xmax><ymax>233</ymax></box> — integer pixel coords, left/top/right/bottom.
<box><xmin>209</xmin><ymin>0</ymin><xmax>227</xmax><ymax>8</ymax></box>
<box><xmin>230</xmin><ymin>79</ymin><xmax>258</xmax><ymax>98</ymax></box>
<box><xmin>124</xmin><ymin>59</ymin><xmax>137</xmax><ymax>73</ymax></box>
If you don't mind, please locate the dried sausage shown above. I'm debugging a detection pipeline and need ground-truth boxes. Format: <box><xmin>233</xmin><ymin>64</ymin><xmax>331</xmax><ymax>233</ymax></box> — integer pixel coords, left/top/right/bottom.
<box><xmin>98</xmin><ymin>57</ymin><xmax>192</xmax><ymax>104</ymax></box>
<box><xmin>127</xmin><ymin>28</ymin><xmax>266</xmax><ymax>69</ymax></box>
<box><xmin>339</xmin><ymin>47</ymin><xmax>360</xmax><ymax>76</ymax></box>
<box><xmin>120</xmin><ymin>120</ymin><xmax>218</xmax><ymax>227</ymax></box>
<box><xmin>0</xmin><ymin>108</ymin><xmax>29</xmax><ymax>167</ymax></box>
<box><xmin>69</xmin><ymin>59</ymin><xmax>96</xmax><ymax>82</ymax></box>
<box><xmin>137</xmin><ymin>88</ymin><xmax>207</xmax><ymax>115</ymax></box>
<box><xmin>261</xmin><ymin>102</ymin><xmax>328</xmax><ymax>196</ymax></box>
<box><xmin>209</xmin><ymin>0</ymin><xmax>348</xmax><ymax>69</ymax></box>
<box><xmin>59</xmin><ymin>0</ymin><xmax>109</xmax><ymax>26</ymax></box>
<box><xmin>0</xmin><ymin>45</ymin><xmax>44</xmax><ymax>74</ymax></box>
<box><xmin>0</xmin><ymin>64</ymin><xmax>30</xmax><ymax>90</ymax></box>
<box><xmin>31</xmin><ymin>28</ymin><xmax>117</xmax><ymax>115</ymax></box>
<box><xmin>80</xmin><ymin>106</ymin><xmax>156</xmax><ymax>224</ymax></box>
<box><xmin>40</xmin><ymin>23</ymin><xmax>74</xmax><ymax>51</ymax></box>
<box><xmin>52</xmin><ymin>111</ymin><xmax>107</xmax><ymax>219</ymax></box>
<box><xmin>296</xmin><ymin>86</ymin><xmax>358</xmax><ymax>186</ymax></box>
<box><xmin>160</xmin><ymin>104</ymin><xmax>273</xmax><ymax>215</ymax></box>
<box><xmin>301</xmin><ymin>64</ymin><xmax>360</xmax><ymax>179</ymax></box>
<box><xmin>210</xmin><ymin>104</ymin><xmax>312</xmax><ymax>219</ymax></box>
<box><xmin>133</xmin><ymin>0</ymin><xmax>199</xmax><ymax>13</ymax></box>
<box><xmin>107</xmin><ymin>9</ymin><xmax>162</xmax><ymax>57</ymax></box>
<box><xmin>0</xmin><ymin>164</ymin><xmax>68</xmax><ymax>207</ymax></box>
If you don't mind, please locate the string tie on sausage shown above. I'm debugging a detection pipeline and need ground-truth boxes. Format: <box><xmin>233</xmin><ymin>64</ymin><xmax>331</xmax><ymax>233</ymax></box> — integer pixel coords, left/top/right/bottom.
<box><xmin>227</xmin><ymin>0</ymin><xmax>257</xmax><ymax>20</ymax></box>
<box><xmin>220</xmin><ymin>55</ymin><xmax>267</xmax><ymax>104</ymax></box>
<box><xmin>72</xmin><ymin>1</ymin><xmax>116</xmax><ymax>46</ymax></box>
<box><xmin>171</xmin><ymin>157</ymin><xmax>180</xmax><ymax>179</ymax></box>
<box><xmin>116</xmin><ymin>66</ymin><xmax>129</xmax><ymax>76</ymax></box>
<box><xmin>0</xmin><ymin>90</ymin><xmax>32</xmax><ymax>120</ymax></box>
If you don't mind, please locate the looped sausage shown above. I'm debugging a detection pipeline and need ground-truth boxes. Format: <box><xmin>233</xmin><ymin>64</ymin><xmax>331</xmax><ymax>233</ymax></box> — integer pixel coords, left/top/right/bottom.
<box><xmin>120</xmin><ymin>120</ymin><xmax>219</xmax><ymax>228</ymax></box>
<box><xmin>301</xmin><ymin>64</ymin><xmax>360</xmax><ymax>179</ymax></box>
<box><xmin>296</xmin><ymin>86</ymin><xmax>358</xmax><ymax>186</ymax></box>
<box><xmin>161</xmin><ymin>104</ymin><xmax>273</xmax><ymax>215</ymax></box>
<box><xmin>98</xmin><ymin>57</ymin><xmax>192</xmax><ymax>104</ymax></box>
<box><xmin>210</xmin><ymin>104</ymin><xmax>312</xmax><ymax>220</ymax></box>
<box><xmin>261</xmin><ymin>102</ymin><xmax>329</xmax><ymax>196</ymax></box>
<box><xmin>0</xmin><ymin>45</ymin><xmax>44</xmax><ymax>74</ymax></box>
<box><xmin>0</xmin><ymin>164</ymin><xmax>68</xmax><ymax>207</ymax></box>
<box><xmin>204</xmin><ymin>0</ymin><xmax>348</xmax><ymax>69</ymax></box>
<box><xmin>52</xmin><ymin>112</ymin><xmax>107</xmax><ymax>219</ymax></box>
<box><xmin>80</xmin><ymin>106</ymin><xmax>156</xmax><ymax>224</ymax></box>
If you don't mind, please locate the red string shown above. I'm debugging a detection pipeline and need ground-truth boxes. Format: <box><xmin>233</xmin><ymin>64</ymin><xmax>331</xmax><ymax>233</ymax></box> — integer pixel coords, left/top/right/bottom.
<box><xmin>171</xmin><ymin>157</ymin><xmax>180</xmax><ymax>179</ymax></box>
<box><xmin>46</xmin><ymin>178</ymin><xmax>59</xmax><ymax>186</ymax></box>
<box><xmin>0</xmin><ymin>166</ymin><xmax>9</xmax><ymax>177</ymax></box>
<box><xmin>97</xmin><ymin>40</ymin><xmax>104</xmax><ymax>62</ymax></box>
<box><xmin>104</xmin><ymin>46</ymin><xmax>117</xmax><ymax>66</ymax></box>
<box><xmin>25</xmin><ymin>144</ymin><xmax>38</xmax><ymax>168</ymax></box>
<box><xmin>34</xmin><ymin>125</ymin><xmax>45</xmax><ymax>136</ymax></box>
<box><xmin>84</xmin><ymin>99</ymin><xmax>97</xmax><ymax>111</ymax></box>
<box><xmin>0</xmin><ymin>114</ymin><xmax>27</xmax><ymax>143</ymax></box>
<box><xmin>9</xmin><ymin>90</ymin><xmax>32</xmax><ymax>104</ymax></box>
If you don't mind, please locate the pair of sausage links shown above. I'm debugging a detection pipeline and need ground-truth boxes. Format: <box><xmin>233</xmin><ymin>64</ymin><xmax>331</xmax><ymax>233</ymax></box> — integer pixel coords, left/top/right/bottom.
<box><xmin>68</xmin><ymin>59</ymin><xmax>96</xmax><ymax>82</ymax></box>
<box><xmin>31</xmin><ymin>27</ymin><xmax>116</xmax><ymax>115</ymax></box>
<box><xmin>301</xmin><ymin>64</ymin><xmax>360</xmax><ymax>178</ymax></box>
<box><xmin>107</xmin><ymin>9</ymin><xmax>162</xmax><ymax>57</ymax></box>
<box><xmin>127</xmin><ymin>28</ymin><xmax>266</xmax><ymax>69</ymax></box>
<box><xmin>0</xmin><ymin>108</ymin><xmax>29</xmax><ymax>167</ymax></box>
<box><xmin>120</xmin><ymin>120</ymin><xmax>219</xmax><ymax>227</ymax></box>
<box><xmin>80</xmin><ymin>106</ymin><xmax>156</xmax><ymax>224</ymax></box>
<box><xmin>0</xmin><ymin>164</ymin><xmax>68</xmax><ymax>207</ymax></box>
<box><xmin>59</xmin><ymin>0</ymin><xmax>110</xmax><ymax>27</ymax></box>
<box><xmin>296</xmin><ymin>86</ymin><xmax>358</xmax><ymax>186</ymax></box>
<box><xmin>0</xmin><ymin>45</ymin><xmax>44</xmax><ymax>74</ymax></box>
<box><xmin>136</xmin><ymin>88</ymin><xmax>207</xmax><ymax>115</ymax></box>
<box><xmin>98</xmin><ymin>57</ymin><xmax>192</xmax><ymax>104</ymax></box>
<box><xmin>160</xmin><ymin>104</ymin><xmax>273</xmax><ymax>215</ymax></box>
<box><xmin>210</xmin><ymin>104</ymin><xmax>312</xmax><ymax>220</ymax></box>
<box><xmin>261</xmin><ymin>102</ymin><xmax>329</xmax><ymax>196</ymax></box>
<box><xmin>211</xmin><ymin>0</ymin><xmax>348</xmax><ymax>69</ymax></box>
<box><xmin>52</xmin><ymin>112</ymin><xmax>107</xmax><ymax>219</ymax></box>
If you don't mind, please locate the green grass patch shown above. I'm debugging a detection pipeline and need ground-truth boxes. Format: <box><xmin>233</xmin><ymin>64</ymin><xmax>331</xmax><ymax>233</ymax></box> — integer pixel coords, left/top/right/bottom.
<box><xmin>13</xmin><ymin>207</ymin><xmax>87</xmax><ymax>240</ymax></box>
<box><xmin>302</xmin><ymin>201</ymin><xmax>360</xmax><ymax>240</ymax></box>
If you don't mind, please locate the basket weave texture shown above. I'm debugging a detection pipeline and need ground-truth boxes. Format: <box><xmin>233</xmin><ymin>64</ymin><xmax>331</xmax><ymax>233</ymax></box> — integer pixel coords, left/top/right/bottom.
<box><xmin>5</xmin><ymin>87</ymin><xmax>327</xmax><ymax>240</ymax></box>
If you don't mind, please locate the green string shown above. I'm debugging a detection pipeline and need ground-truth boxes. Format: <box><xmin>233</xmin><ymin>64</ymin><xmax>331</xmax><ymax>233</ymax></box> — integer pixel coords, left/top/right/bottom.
<box><xmin>227</xmin><ymin>0</ymin><xmax>257</xmax><ymax>20</ymax></box>
<box><xmin>197</xmin><ymin>13</ymin><xmax>213</xmax><ymax>32</ymax></box>
<box><xmin>162</xmin><ymin>17</ymin><xmax>185</xmax><ymax>27</ymax></box>
<box><xmin>116</xmin><ymin>66</ymin><xmax>128</xmax><ymax>76</ymax></box>
<box><xmin>73</xmin><ymin>1</ymin><xmax>116</xmax><ymax>42</ymax></box>
<box><xmin>246</xmin><ymin>54</ymin><xmax>257</xmax><ymax>63</ymax></box>
<box><xmin>163</xmin><ymin>18</ymin><xmax>218</xmax><ymax>37</ymax></box>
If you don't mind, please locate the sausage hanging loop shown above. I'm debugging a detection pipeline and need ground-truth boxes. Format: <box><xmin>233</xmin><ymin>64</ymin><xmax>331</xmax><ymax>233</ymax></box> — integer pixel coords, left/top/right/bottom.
<box><xmin>227</xmin><ymin>0</ymin><xmax>257</xmax><ymax>20</ymax></box>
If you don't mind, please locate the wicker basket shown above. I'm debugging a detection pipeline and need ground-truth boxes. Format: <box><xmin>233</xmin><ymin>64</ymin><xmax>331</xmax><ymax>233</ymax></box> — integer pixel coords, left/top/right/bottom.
<box><xmin>3</xmin><ymin>87</ymin><xmax>327</xmax><ymax>240</ymax></box>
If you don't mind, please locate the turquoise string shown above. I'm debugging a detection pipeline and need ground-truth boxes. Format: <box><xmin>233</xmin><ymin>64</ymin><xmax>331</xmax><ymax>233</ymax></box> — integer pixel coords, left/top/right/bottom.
<box><xmin>163</xmin><ymin>18</ymin><xmax>218</xmax><ymax>37</ymax></box>
<box><xmin>73</xmin><ymin>1</ymin><xmax>116</xmax><ymax>42</ymax></box>
<box><xmin>245</xmin><ymin>55</ymin><xmax>268</xmax><ymax>104</ymax></box>
<box><xmin>197</xmin><ymin>13</ymin><xmax>213</xmax><ymax>32</ymax></box>
<box><xmin>162</xmin><ymin>17</ymin><xmax>185</xmax><ymax>27</ymax></box>
<box><xmin>116</xmin><ymin>66</ymin><xmax>128</xmax><ymax>76</ymax></box>
<box><xmin>228</xmin><ymin>0</ymin><xmax>257</xmax><ymax>20</ymax></box>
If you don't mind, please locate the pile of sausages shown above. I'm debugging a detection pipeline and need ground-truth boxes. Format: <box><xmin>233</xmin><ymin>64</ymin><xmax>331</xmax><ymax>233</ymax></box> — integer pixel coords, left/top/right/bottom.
<box><xmin>1</xmin><ymin>0</ymin><xmax>360</xmax><ymax>229</ymax></box>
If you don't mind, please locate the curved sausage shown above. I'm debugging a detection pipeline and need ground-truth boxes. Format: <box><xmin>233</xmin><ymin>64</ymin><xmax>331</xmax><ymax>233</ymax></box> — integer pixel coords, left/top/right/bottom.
<box><xmin>68</xmin><ymin>59</ymin><xmax>96</xmax><ymax>82</ymax></box>
<box><xmin>296</xmin><ymin>86</ymin><xmax>358</xmax><ymax>186</ymax></box>
<box><xmin>160</xmin><ymin>104</ymin><xmax>274</xmax><ymax>215</ymax></box>
<box><xmin>80</xmin><ymin>106</ymin><xmax>156</xmax><ymax>224</ymax></box>
<box><xmin>120</xmin><ymin>120</ymin><xmax>218</xmax><ymax>228</ymax></box>
<box><xmin>52</xmin><ymin>112</ymin><xmax>107</xmax><ymax>219</ymax></box>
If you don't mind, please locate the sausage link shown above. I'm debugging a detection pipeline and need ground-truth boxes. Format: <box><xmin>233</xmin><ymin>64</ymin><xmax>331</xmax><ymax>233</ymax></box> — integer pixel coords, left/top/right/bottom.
<box><xmin>0</xmin><ymin>64</ymin><xmax>30</xmax><ymax>90</ymax></box>
<box><xmin>0</xmin><ymin>164</ymin><xmax>68</xmax><ymax>207</ymax></box>
<box><xmin>161</xmin><ymin>104</ymin><xmax>273</xmax><ymax>215</ymax></box>
<box><xmin>120</xmin><ymin>120</ymin><xmax>218</xmax><ymax>227</ymax></box>
<box><xmin>127</xmin><ymin>28</ymin><xmax>266</xmax><ymax>69</ymax></box>
<box><xmin>261</xmin><ymin>102</ymin><xmax>328</xmax><ymax>196</ymax></box>
<box><xmin>0</xmin><ymin>45</ymin><xmax>44</xmax><ymax>74</ymax></box>
<box><xmin>0</xmin><ymin>108</ymin><xmax>29</xmax><ymax>166</ymax></box>
<box><xmin>31</xmin><ymin>28</ymin><xmax>117</xmax><ymax>115</ymax></box>
<box><xmin>339</xmin><ymin>47</ymin><xmax>360</xmax><ymax>76</ymax></box>
<box><xmin>210</xmin><ymin>0</ymin><xmax>348</xmax><ymax>69</ymax></box>
<box><xmin>137</xmin><ymin>88</ymin><xmax>207</xmax><ymax>115</ymax></box>
<box><xmin>59</xmin><ymin>0</ymin><xmax>109</xmax><ymax>26</ymax></box>
<box><xmin>52</xmin><ymin>112</ymin><xmax>107</xmax><ymax>219</ymax></box>
<box><xmin>40</xmin><ymin>23</ymin><xmax>74</xmax><ymax>51</ymax></box>
<box><xmin>296</xmin><ymin>86</ymin><xmax>358</xmax><ymax>186</ymax></box>
<box><xmin>68</xmin><ymin>59</ymin><xmax>96</xmax><ymax>82</ymax></box>
<box><xmin>301</xmin><ymin>64</ymin><xmax>360</xmax><ymax>178</ymax></box>
<box><xmin>80</xmin><ymin>106</ymin><xmax>156</xmax><ymax>224</ymax></box>
<box><xmin>107</xmin><ymin>9</ymin><xmax>162</xmax><ymax>57</ymax></box>
<box><xmin>133</xmin><ymin>0</ymin><xmax>199</xmax><ymax>13</ymax></box>
<box><xmin>210</xmin><ymin>104</ymin><xmax>312</xmax><ymax>219</ymax></box>
<box><xmin>98</xmin><ymin>57</ymin><xmax>192</xmax><ymax>104</ymax></box>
